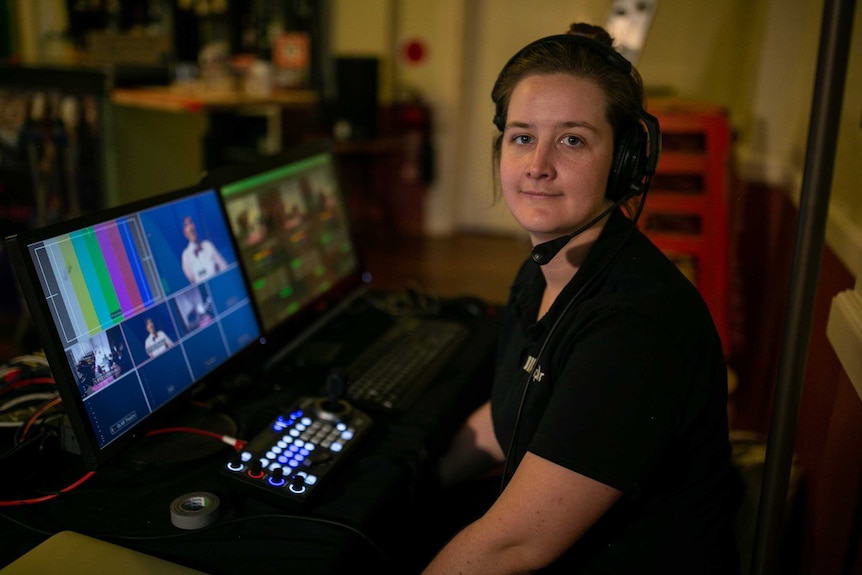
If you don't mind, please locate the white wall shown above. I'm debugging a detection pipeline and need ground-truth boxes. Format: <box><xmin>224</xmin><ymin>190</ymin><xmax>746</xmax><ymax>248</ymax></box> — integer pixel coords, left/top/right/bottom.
<box><xmin>328</xmin><ymin>0</ymin><xmax>783</xmax><ymax>235</ymax></box>
<box><xmin>332</xmin><ymin>0</ymin><xmax>613</xmax><ymax>237</ymax></box>
<box><xmin>825</xmin><ymin>3</ymin><xmax>862</xmax><ymax>279</ymax></box>
<box><xmin>733</xmin><ymin>0</ymin><xmax>862</xmax><ymax>279</ymax></box>
<box><xmin>330</xmin><ymin>0</ymin><xmax>862</xmax><ymax>280</ymax></box>
<box><xmin>391</xmin><ymin>0</ymin><xmax>471</xmax><ymax>236</ymax></box>
<box><xmin>735</xmin><ymin>0</ymin><xmax>821</xmax><ymax>187</ymax></box>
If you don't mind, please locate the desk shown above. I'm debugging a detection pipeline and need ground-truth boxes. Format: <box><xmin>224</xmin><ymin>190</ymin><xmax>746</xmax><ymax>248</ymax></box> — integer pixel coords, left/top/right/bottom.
<box><xmin>0</xmin><ymin>298</ymin><xmax>500</xmax><ymax>574</ymax></box>
<box><xmin>111</xmin><ymin>84</ymin><xmax>317</xmax><ymax>114</ymax></box>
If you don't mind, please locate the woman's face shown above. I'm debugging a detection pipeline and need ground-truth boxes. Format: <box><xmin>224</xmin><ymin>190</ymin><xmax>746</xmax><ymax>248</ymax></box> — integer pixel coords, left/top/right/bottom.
<box><xmin>500</xmin><ymin>73</ymin><xmax>615</xmax><ymax>247</ymax></box>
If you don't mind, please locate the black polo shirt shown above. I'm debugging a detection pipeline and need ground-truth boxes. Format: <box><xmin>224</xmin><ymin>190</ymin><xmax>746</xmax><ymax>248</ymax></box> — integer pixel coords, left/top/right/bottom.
<box><xmin>492</xmin><ymin>209</ymin><xmax>741</xmax><ymax>574</ymax></box>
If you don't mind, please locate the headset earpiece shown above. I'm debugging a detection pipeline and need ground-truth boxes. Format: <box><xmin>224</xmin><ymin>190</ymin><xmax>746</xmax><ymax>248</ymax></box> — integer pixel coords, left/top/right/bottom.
<box><xmin>613</xmin><ymin>109</ymin><xmax>661</xmax><ymax>201</ymax></box>
<box><xmin>608</xmin><ymin>121</ymin><xmax>648</xmax><ymax>201</ymax></box>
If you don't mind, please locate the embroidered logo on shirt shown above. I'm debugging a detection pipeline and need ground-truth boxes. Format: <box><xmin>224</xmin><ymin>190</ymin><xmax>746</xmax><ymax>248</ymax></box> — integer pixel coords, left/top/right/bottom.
<box><xmin>523</xmin><ymin>355</ymin><xmax>545</xmax><ymax>382</ymax></box>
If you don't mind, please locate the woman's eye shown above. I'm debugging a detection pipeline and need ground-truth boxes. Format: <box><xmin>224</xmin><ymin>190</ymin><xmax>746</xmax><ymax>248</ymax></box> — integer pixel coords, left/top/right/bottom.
<box><xmin>562</xmin><ymin>135</ymin><xmax>583</xmax><ymax>146</ymax></box>
<box><xmin>513</xmin><ymin>134</ymin><xmax>532</xmax><ymax>145</ymax></box>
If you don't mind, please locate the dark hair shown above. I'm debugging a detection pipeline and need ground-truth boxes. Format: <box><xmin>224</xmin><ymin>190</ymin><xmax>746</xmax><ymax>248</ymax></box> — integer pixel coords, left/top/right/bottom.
<box><xmin>490</xmin><ymin>23</ymin><xmax>647</xmax><ymax>199</ymax></box>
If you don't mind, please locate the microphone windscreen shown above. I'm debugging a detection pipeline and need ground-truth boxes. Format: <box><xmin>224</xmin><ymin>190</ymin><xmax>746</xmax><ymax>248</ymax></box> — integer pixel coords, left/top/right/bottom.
<box><xmin>531</xmin><ymin>245</ymin><xmax>551</xmax><ymax>265</ymax></box>
<box><xmin>531</xmin><ymin>235</ymin><xmax>569</xmax><ymax>265</ymax></box>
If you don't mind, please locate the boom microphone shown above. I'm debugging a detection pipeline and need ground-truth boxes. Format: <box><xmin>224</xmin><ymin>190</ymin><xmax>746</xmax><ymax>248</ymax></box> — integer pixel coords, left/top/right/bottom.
<box><xmin>530</xmin><ymin>197</ymin><xmax>627</xmax><ymax>265</ymax></box>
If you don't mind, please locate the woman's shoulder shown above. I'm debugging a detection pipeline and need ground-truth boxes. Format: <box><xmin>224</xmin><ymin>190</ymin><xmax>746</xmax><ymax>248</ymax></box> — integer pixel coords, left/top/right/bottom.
<box><xmin>585</xmin><ymin>228</ymin><xmax>717</xmax><ymax>331</ymax></box>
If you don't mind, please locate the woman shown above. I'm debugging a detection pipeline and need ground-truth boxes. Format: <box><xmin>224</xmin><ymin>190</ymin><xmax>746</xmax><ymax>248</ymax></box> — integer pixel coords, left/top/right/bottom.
<box><xmin>421</xmin><ymin>23</ymin><xmax>741</xmax><ymax>574</ymax></box>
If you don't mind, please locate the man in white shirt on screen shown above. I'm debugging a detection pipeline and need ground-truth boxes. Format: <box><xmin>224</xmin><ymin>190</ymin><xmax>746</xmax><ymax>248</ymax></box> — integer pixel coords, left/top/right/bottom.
<box><xmin>144</xmin><ymin>318</ymin><xmax>173</xmax><ymax>358</ymax></box>
<box><xmin>181</xmin><ymin>215</ymin><xmax>227</xmax><ymax>283</ymax></box>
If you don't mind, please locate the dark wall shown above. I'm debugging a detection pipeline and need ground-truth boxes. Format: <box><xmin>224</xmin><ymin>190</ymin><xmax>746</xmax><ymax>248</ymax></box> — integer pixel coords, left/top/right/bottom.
<box><xmin>731</xmin><ymin>180</ymin><xmax>862</xmax><ymax>574</ymax></box>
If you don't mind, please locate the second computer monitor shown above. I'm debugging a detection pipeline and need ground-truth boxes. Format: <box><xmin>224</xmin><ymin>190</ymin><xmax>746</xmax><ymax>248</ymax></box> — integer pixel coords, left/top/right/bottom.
<box><xmin>214</xmin><ymin>142</ymin><xmax>363</xmax><ymax>336</ymax></box>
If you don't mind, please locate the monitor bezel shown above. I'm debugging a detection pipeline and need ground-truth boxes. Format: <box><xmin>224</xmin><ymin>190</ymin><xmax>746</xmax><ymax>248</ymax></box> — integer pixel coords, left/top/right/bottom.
<box><xmin>6</xmin><ymin>183</ymin><xmax>262</xmax><ymax>469</ymax></box>
<box><xmin>204</xmin><ymin>139</ymin><xmax>370</xmax><ymax>361</ymax></box>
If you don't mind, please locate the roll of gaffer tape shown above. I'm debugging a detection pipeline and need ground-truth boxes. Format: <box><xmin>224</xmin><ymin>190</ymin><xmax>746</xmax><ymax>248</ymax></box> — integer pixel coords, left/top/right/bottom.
<box><xmin>170</xmin><ymin>492</ymin><xmax>220</xmax><ymax>530</ymax></box>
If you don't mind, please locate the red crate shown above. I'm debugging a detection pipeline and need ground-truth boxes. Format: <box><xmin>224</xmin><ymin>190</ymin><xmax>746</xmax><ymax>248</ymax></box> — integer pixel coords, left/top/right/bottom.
<box><xmin>644</xmin><ymin>100</ymin><xmax>732</xmax><ymax>355</ymax></box>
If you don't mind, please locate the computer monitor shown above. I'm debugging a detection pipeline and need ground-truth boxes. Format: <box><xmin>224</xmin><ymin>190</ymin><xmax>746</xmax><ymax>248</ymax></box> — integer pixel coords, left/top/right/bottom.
<box><xmin>5</xmin><ymin>185</ymin><xmax>261</xmax><ymax>469</ymax></box>
<box><xmin>208</xmin><ymin>141</ymin><xmax>366</xmax><ymax>353</ymax></box>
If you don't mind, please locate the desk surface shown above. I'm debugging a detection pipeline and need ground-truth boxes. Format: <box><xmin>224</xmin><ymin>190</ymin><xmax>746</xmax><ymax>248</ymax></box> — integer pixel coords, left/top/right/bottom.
<box><xmin>0</xmin><ymin>299</ymin><xmax>500</xmax><ymax>574</ymax></box>
<box><xmin>112</xmin><ymin>82</ymin><xmax>318</xmax><ymax>113</ymax></box>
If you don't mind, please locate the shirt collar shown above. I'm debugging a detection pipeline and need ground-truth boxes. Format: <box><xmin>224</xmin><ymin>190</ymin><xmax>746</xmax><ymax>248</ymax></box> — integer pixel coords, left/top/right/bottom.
<box><xmin>510</xmin><ymin>208</ymin><xmax>635</xmax><ymax>332</ymax></box>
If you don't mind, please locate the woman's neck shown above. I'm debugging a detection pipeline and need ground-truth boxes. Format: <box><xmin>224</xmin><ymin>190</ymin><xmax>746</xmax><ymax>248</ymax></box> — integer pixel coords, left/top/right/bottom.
<box><xmin>535</xmin><ymin>223</ymin><xmax>605</xmax><ymax>320</ymax></box>
<box><xmin>537</xmin><ymin>259</ymin><xmax>575</xmax><ymax>320</ymax></box>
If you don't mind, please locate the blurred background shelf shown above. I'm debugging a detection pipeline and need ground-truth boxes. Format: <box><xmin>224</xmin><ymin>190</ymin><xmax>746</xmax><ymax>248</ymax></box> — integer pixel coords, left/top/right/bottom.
<box><xmin>644</xmin><ymin>99</ymin><xmax>732</xmax><ymax>354</ymax></box>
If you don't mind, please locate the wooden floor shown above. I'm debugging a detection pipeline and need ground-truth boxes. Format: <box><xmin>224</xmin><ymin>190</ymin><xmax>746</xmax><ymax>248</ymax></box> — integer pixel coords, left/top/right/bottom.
<box><xmin>357</xmin><ymin>232</ymin><xmax>532</xmax><ymax>306</ymax></box>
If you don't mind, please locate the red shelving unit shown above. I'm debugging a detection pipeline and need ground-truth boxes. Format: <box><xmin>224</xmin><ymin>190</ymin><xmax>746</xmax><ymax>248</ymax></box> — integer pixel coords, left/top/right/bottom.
<box><xmin>643</xmin><ymin>100</ymin><xmax>732</xmax><ymax>354</ymax></box>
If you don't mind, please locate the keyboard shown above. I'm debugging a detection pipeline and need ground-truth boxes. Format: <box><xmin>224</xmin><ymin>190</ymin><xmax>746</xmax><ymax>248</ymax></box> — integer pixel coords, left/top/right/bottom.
<box><xmin>221</xmin><ymin>396</ymin><xmax>372</xmax><ymax>506</ymax></box>
<box><xmin>344</xmin><ymin>316</ymin><xmax>469</xmax><ymax>412</ymax></box>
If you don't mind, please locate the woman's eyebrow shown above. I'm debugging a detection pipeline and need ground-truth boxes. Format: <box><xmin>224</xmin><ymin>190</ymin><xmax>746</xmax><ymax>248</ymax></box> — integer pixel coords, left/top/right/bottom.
<box><xmin>504</xmin><ymin>120</ymin><xmax>600</xmax><ymax>133</ymax></box>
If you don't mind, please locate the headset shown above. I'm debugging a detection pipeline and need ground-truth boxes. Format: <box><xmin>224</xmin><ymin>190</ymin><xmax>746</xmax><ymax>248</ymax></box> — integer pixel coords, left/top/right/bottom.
<box><xmin>493</xmin><ymin>33</ymin><xmax>659</xmax><ymax>489</ymax></box>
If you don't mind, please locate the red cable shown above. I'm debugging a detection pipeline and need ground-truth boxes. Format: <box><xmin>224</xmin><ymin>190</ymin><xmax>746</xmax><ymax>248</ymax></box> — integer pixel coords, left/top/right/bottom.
<box><xmin>146</xmin><ymin>426</ymin><xmax>247</xmax><ymax>451</ymax></box>
<box><xmin>16</xmin><ymin>396</ymin><xmax>63</xmax><ymax>446</ymax></box>
<box><xmin>1</xmin><ymin>417</ymin><xmax>245</xmax><ymax>507</ymax></box>
<box><xmin>0</xmin><ymin>471</ymin><xmax>97</xmax><ymax>506</ymax></box>
<box><xmin>0</xmin><ymin>377</ymin><xmax>56</xmax><ymax>399</ymax></box>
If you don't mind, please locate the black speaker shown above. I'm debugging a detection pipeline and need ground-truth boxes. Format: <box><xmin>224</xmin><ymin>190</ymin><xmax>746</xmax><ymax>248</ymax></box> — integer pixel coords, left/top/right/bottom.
<box><xmin>333</xmin><ymin>57</ymin><xmax>379</xmax><ymax>141</ymax></box>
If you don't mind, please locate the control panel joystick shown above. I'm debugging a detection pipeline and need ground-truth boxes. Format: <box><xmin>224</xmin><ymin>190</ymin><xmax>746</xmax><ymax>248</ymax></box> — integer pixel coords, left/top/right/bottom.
<box><xmin>315</xmin><ymin>370</ymin><xmax>353</xmax><ymax>422</ymax></box>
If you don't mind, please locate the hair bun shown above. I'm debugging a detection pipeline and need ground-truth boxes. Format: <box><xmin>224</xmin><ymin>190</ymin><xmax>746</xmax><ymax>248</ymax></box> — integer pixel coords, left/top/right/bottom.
<box><xmin>567</xmin><ymin>22</ymin><xmax>615</xmax><ymax>49</ymax></box>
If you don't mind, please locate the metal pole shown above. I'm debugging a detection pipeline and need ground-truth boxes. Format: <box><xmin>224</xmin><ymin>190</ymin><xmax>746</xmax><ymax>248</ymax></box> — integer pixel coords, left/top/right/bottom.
<box><xmin>750</xmin><ymin>0</ymin><xmax>856</xmax><ymax>574</ymax></box>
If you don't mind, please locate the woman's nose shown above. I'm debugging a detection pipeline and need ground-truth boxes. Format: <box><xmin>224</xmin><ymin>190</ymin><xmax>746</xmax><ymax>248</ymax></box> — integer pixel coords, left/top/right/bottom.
<box><xmin>526</xmin><ymin>144</ymin><xmax>554</xmax><ymax>178</ymax></box>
